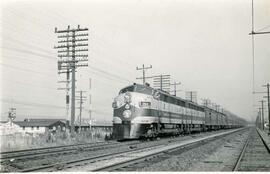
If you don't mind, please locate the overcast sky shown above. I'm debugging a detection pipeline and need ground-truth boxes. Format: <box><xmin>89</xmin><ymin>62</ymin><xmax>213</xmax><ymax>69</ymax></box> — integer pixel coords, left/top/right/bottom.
<box><xmin>0</xmin><ymin>0</ymin><xmax>269</xmax><ymax>123</ymax></box>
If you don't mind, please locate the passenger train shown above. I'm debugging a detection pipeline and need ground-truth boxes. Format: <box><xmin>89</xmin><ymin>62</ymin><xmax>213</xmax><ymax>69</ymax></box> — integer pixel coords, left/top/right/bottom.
<box><xmin>112</xmin><ymin>83</ymin><xmax>246</xmax><ymax>140</ymax></box>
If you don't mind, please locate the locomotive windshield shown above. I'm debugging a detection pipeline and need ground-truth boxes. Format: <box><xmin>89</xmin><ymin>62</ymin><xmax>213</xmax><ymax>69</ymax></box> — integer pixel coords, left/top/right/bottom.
<box><xmin>134</xmin><ymin>85</ymin><xmax>153</xmax><ymax>95</ymax></box>
<box><xmin>119</xmin><ymin>86</ymin><xmax>134</xmax><ymax>94</ymax></box>
<box><xmin>119</xmin><ymin>84</ymin><xmax>153</xmax><ymax>95</ymax></box>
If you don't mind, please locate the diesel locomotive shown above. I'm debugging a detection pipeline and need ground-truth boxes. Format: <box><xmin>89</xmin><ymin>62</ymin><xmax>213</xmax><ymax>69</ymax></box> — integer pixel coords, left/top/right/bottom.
<box><xmin>112</xmin><ymin>83</ymin><xmax>245</xmax><ymax>140</ymax></box>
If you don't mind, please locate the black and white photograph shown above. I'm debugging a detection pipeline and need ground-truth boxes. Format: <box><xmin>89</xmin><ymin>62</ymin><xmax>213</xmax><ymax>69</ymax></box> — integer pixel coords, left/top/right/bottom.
<box><xmin>0</xmin><ymin>0</ymin><xmax>270</xmax><ymax>172</ymax></box>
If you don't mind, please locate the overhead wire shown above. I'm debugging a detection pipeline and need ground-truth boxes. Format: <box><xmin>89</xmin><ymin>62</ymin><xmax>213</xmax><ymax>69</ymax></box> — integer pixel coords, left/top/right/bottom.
<box><xmin>2</xmin><ymin>4</ymin><xmax>136</xmax><ymax>81</ymax></box>
<box><xmin>0</xmin><ymin>62</ymin><xmax>56</xmax><ymax>78</ymax></box>
<box><xmin>256</xmin><ymin>24</ymin><xmax>270</xmax><ymax>32</ymax></box>
<box><xmin>1</xmin><ymin>2</ymin><xmax>145</xmax><ymax>119</ymax></box>
<box><xmin>1</xmin><ymin>98</ymin><xmax>65</xmax><ymax>109</ymax></box>
<box><xmin>3</xmin><ymin>79</ymin><xmax>58</xmax><ymax>91</ymax></box>
<box><xmin>1</xmin><ymin>46</ymin><xmax>56</xmax><ymax>60</ymax></box>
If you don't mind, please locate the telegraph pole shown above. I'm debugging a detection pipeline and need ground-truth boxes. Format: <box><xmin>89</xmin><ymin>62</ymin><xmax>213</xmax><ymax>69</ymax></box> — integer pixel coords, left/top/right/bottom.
<box><xmin>249</xmin><ymin>0</ymin><xmax>270</xmax><ymax>132</ymax></box>
<box><xmin>57</xmin><ymin>29</ymin><xmax>71</xmax><ymax>123</ymax></box>
<box><xmin>170</xmin><ymin>81</ymin><xmax>181</xmax><ymax>96</ymax></box>
<box><xmin>153</xmin><ymin>75</ymin><xmax>170</xmax><ymax>92</ymax></box>
<box><xmin>54</xmin><ymin>25</ymin><xmax>89</xmax><ymax>136</ymax></box>
<box><xmin>136</xmin><ymin>64</ymin><xmax>152</xmax><ymax>85</ymax></box>
<box><xmin>262</xmin><ymin>83</ymin><xmax>270</xmax><ymax>134</ymax></box>
<box><xmin>186</xmin><ymin>91</ymin><xmax>197</xmax><ymax>103</ymax></box>
<box><xmin>89</xmin><ymin>94</ymin><xmax>92</xmax><ymax>131</ymax></box>
<box><xmin>258</xmin><ymin>108</ymin><xmax>262</xmax><ymax>129</ymax></box>
<box><xmin>259</xmin><ymin>100</ymin><xmax>265</xmax><ymax>130</ymax></box>
<box><xmin>202</xmin><ymin>98</ymin><xmax>211</xmax><ymax>107</ymax></box>
<box><xmin>214</xmin><ymin>104</ymin><xmax>220</xmax><ymax>112</ymax></box>
<box><xmin>76</xmin><ymin>91</ymin><xmax>87</xmax><ymax>132</ymax></box>
<box><xmin>88</xmin><ymin>78</ymin><xmax>92</xmax><ymax>131</ymax></box>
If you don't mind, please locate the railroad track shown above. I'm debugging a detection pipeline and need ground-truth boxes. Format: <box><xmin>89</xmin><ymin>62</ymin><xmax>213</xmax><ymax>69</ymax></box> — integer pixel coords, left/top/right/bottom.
<box><xmin>233</xmin><ymin>128</ymin><xmax>270</xmax><ymax>171</ymax></box>
<box><xmin>0</xmin><ymin>139</ymin><xmax>144</xmax><ymax>167</ymax></box>
<box><xmin>0</xmin><ymin>141</ymin><xmax>121</xmax><ymax>161</ymax></box>
<box><xmin>15</xmin><ymin>128</ymin><xmax>246</xmax><ymax>172</ymax></box>
<box><xmin>93</xmin><ymin>128</ymin><xmax>248</xmax><ymax>172</ymax></box>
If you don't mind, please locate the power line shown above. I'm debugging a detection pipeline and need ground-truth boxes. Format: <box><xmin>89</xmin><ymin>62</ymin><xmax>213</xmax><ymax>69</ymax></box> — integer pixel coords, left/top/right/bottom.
<box><xmin>4</xmin><ymin>37</ymin><xmax>55</xmax><ymax>56</ymax></box>
<box><xmin>1</xmin><ymin>46</ymin><xmax>56</xmax><ymax>60</ymax></box>
<box><xmin>1</xmin><ymin>98</ymin><xmax>66</xmax><ymax>109</ymax></box>
<box><xmin>3</xmin><ymin>79</ymin><xmax>57</xmax><ymax>91</ymax></box>
<box><xmin>88</xmin><ymin>65</ymin><xmax>133</xmax><ymax>83</ymax></box>
<box><xmin>257</xmin><ymin>24</ymin><xmax>270</xmax><ymax>32</ymax></box>
<box><xmin>0</xmin><ymin>63</ymin><xmax>55</xmax><ymax>78</ymax></box>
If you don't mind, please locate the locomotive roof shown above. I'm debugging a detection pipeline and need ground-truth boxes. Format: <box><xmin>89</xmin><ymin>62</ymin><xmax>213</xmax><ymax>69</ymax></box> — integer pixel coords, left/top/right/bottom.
<box><xmin>119</xmin><ymin>83</ymin><xmax>244</xmax><ymax>121</ymax></box>
<box><xmin>121</xmin><ymin>83</ymin><xmax>229</xmax><ymax>115</ymax></box>
<box><xmin>121</xmin><ymin>83</ymin><xmax>205</xmax><ymax>110</ymax></box>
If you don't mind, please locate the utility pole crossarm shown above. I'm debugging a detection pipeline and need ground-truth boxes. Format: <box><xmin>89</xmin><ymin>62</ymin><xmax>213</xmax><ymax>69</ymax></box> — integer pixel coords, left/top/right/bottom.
<box><xmin>136</xmin><ymin>64</ymin><xmax>152</xmax><ymax>85</ymax></box>
<box><xmin>55</xmin><ymin>26</ymin><xmax>88</xmax><ymax>33</ymax></box>
<box><xmin>57</xmin><ymin>34</ymin><xmax>89</xmax><ymax>38</ymax></box>
<box><xmin>249</xmin><ymin>31</ymin><xmax>270</xmax><ymax>35</ymax></box>
<box><xmin>58</xmin><ymin>54</ymin><xmax>88</xmax><ymax>58</ymax></box>
<box><xmin>58</xmin><ymin>39</ymin><xmax>88</xmax><ymax>43</ymax></box>
<box><xmin>54</xmin><ymin>43</ymin><xmax>88</xmax><ymax>49</ymax></box>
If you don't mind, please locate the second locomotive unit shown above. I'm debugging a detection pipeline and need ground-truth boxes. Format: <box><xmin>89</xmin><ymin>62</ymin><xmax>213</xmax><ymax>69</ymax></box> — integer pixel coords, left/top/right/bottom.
<box><xmin>112</xmin><ymin>83</ymin><xmax>245</xmax><ymax>140</ymax></box>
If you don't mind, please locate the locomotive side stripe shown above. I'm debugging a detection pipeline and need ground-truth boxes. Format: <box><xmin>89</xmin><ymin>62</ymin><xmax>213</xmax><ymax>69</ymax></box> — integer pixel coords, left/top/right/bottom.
<box><xmin>130</xmin><ymin>116</ymin><xmax>204</xmax><ymax>124</ymax></box>
<box><xmin>131</xmin><ymin>107</ymin><xmax>205</xmax><ymax>122</ymax></box>
<box><xmin>130</xmin><ymin>92</ymin><xmax>205</xmax><ymax>118</ymax></box>
<box><xmin>113</xmin><ymin>105</ymin><xmax>205</xmax><ymax>123</ymax></box>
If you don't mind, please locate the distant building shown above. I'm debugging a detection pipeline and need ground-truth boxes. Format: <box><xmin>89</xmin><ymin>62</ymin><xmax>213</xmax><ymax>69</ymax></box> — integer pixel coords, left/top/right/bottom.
<box><xmin>14</xmin><ymin>119</ymin><xmax>67</xmax><ymax>134</ymax></box>
<box><xmin>1</xmin><ymin>118</ymin><xmax>113</xmax><ymax>135</ymax></box>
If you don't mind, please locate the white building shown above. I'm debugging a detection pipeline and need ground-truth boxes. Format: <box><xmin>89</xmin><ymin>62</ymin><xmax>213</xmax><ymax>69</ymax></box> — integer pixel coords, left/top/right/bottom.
<box><xmin>14</xmin><ymin>119</ymin><xmax>67</xmax><ymax>134</ymax></box>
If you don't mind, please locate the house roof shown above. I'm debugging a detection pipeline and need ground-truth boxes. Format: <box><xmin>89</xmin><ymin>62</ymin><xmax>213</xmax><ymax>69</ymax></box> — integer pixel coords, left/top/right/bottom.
<box><xmin>14</xmin><ymin>119</ymin><xmax>67</xmax><ymax>127</ymax></box>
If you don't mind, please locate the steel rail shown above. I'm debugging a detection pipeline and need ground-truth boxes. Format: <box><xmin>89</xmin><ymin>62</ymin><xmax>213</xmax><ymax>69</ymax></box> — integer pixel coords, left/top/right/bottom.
<box><xmin>0</xmin><ymin>141</ymin><xmax>120</xmax><ymax>161</ymax></box>
<box><xmin>233</xmin><ymin>128</ymin><xmax>269</xmax><ymax>171</ymax></box>
<box><xmin>232</xmin><ymin>133</ymin><xmax>250</xmax><ymax>171</ymax></box>
<box><xmin>1</xmin><ymin>141</ymin><xmax>111</xmax><ymax>155</ymax></box>
<box><xmin>93</xmin><ymin>128</ymin><xmax>248</xmax><ymax>172</ymax></box>
<box><xmin>18</xmin><ymin>143</ymin><xmax>164</xmax><ymax>172</ymax></box>
<box><xmin>256</xmin><ymin>128</ymin><xmax>270</xmax><ymax>153</ymax></box>
<box><xmin>17</xmin><ymin>128</ymin><xmax>246</xmax><ymax>172</ymax></box>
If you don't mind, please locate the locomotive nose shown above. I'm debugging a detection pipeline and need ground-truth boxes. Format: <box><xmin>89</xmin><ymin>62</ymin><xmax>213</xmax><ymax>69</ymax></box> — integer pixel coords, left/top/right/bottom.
<box><xmin>113</xmin><ymin>121</ymin><xmax>131</xmax><ymax>140</ymax></box>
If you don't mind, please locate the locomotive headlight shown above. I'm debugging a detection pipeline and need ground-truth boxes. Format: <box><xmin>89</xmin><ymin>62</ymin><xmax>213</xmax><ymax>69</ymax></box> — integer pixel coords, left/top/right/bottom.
<box><xmin>124</xmin><ymin>93</ymin><xmax>131</xmax><ymax>103</ymax></box>
<box><xmin>125</xmin><ymin>104</ymin><xmax>130</xmax><ymax>110</ymax></box>
<box><xmin>123</xmin><ymin>110</ymin><xmax>131</xmax><ymax>118</ymax></box>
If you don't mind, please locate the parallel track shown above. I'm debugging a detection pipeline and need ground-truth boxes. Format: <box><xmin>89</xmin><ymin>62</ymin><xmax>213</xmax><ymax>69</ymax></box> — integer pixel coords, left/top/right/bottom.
<box><xmin>232</xmin><ymin>133</ymin><xmax>251</xmax><ymax>171</ymax></box>
<box><xmin>233</xmin><ymin>128</ymin><xmax>270</xmax><ymax>171</ymax></box>
<box><xmin>15</xmin><ymin>128</ymin><xmax>246</xmax><ymax>172</ymax></box>
<box><xmin>93</xmin><ymin>128</ymin><xmax>248</xmax><ymax>172</ymax></box>
<box><xmin>0</xmin><ymin>140</ymin><xmax>132</xmax><ymax>161</ymax></box>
